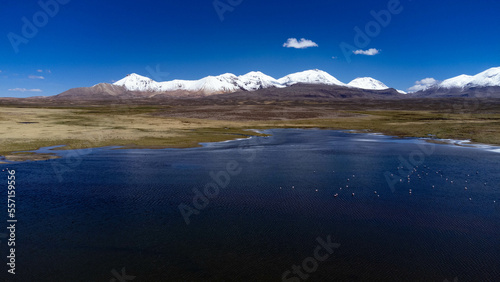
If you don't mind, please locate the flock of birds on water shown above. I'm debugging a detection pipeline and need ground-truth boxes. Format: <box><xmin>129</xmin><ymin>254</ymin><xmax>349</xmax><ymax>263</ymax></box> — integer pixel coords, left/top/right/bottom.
<box><xmin>277</xmin><ymin>164</ymin><xmax>497</xmax><ymax>205</ymax></box>
<box><xmin>1</xmin><ymin>162</ymin><xmax>498</xmax><ymax>206</ymax></box>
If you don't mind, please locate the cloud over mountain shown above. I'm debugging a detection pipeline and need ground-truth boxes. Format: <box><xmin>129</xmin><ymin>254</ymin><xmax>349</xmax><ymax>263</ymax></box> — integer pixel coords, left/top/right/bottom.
<box><xmin>408</xmin><ymin>78</ymin><xmax>439</xmax><ymax>92</ymax></box>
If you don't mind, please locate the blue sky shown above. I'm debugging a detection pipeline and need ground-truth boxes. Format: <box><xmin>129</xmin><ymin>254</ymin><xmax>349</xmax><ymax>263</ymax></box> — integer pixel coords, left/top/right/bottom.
<box><xmin>1</xmin><ymin>0</ymin><xmax>500</xmax><ymax>97</ymax></box>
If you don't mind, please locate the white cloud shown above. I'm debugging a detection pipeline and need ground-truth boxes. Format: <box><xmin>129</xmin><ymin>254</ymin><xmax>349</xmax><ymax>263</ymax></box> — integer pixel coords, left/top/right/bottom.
<box><xmin>37</xmin><ymin>69</ymin><xmax>43</xmax><ymax>73</ymax></box>
<box><xmin>331</xmin><ymin>56</ymin><xmax>338</xmax><ymax>60</ymax></box>
<box><xmin>29</xmin><ymin>75</ymin><xmax>45</xmax><ymax>79</ymax></box>
<box><xmin>8</xmin><ymin>88</ymin><xmax>42</xmax><ymax>92</ymax></box>
<box><xmin>283</xmin><ymin>38</ymin><xmax>318</xmax><ymax>49</ymax></box>
<box><xmin>408</xmin><ymin>78</ymin><xmax>439</xmax><ymax>92</ymax></box>
<box><xmin>353</xmin><ymin>48</ymin><xmax>380</xmax><ymax>56</ymax></box>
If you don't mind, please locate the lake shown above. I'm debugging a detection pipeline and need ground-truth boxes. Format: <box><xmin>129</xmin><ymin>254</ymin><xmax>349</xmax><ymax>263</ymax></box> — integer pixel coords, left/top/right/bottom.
<box><xmin>2</xmin><ymin>129</ymin><xmax>499</xmax><ymax>281</ymax></box>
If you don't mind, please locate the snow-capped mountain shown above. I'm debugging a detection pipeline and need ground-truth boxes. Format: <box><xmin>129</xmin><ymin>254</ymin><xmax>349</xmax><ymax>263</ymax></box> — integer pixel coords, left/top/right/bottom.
<box><xmin>348</xmin><ymin>77</ymin><xmax>389</xmax><ymax>90</ymax></box>
<box><xmin>348</xmin><ymin>77</ymin><xmax>407</xmax><ymax>94</ymax></box>
<box><xmin>112</xmin><ymin>69</ymin><xmax>408</xmax><ymax>96</ymax></box>
<box><xmin>114</xmin><ymin>73</ymin><xmax>242</xmax><ymax>94</ymax></box>
<box><xmin>277</xmin><ymin>69</ymin><xmax>345</xmax><ymax>86</ymax></box>
<box><xmin>113</xmin><ymin>71</ymin><xmax>285</xmax><ymax>95</ymax></box>
<box><xmin>113</xmin><ymin>73</ymin><xmax>157</xmax><ymax>92</ymax></box>
<box><xmin>52</xmin><ymin>66</ymin><xmax>500</xmax><ymax>100</ymax></box>
<box><xmin>439</xmin><ymin>67</ymin><xmax>500</xmax><ymax>89</ymax></box>
<box><xmin>409</xmin><ymin>67</ymin><xmax>500</xmax><ymax>92</ymax></box>
<box><xmin>438</xmin><ymin>75</ymin><xmax>472</xmax><ymax>89</ymax></box>
<box><xmin>165</xmin><ymin>74</ymin><xmax>241</xmax><ymax>93</ymax></box>
<box><xmin>237</xmin><ymin>71</ymin><xmax>285</xmax><ymax>90</ymax></box>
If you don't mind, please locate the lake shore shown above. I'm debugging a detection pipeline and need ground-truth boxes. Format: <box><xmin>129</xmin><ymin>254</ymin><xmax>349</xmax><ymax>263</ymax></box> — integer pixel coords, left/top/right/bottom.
<box><xmin>1</xmin><ymin>99</ymin><xmax>500</xmax><ymax>161</ymax></box>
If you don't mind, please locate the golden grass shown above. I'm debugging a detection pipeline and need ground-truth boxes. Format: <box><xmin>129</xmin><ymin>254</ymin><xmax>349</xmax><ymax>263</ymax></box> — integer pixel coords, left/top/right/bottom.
<box><xmin>0</xmin><ymin>107</ymin><xmax>266</xmax><ymax>159</ymax></box>
<box><xmin>1</xmin><ymin>106</ymin><xmax>499</xmax><ymax>161</ymax></box>
<box><xmin>263</xmin><ymin>110</ymin><xmax>500</xmax><ymax>145</ymax></box>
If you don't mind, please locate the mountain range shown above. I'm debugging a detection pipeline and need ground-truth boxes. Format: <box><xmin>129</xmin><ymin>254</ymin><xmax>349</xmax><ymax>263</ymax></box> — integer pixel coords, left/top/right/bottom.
<box><xmin>54</xmin><ymin>67</ymin><xmax>500</xmax><ymax>100</ymax></box>
<box><xmin>411</xmin><ymin>67</ymin><xmax>500</xmax><ymax>97</ymax></box>
<box><xmin>435</xmin><ymin>67</ymin><xmax>500</xmax><ymax>89</ymax></box>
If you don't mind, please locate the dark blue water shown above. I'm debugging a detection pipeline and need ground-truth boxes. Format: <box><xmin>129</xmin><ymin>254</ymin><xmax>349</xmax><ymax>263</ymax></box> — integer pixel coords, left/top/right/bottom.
<box><xmin>1</xmin><ymin>129</ymin><xmax>499</xmax><ymax>281</ymax></box>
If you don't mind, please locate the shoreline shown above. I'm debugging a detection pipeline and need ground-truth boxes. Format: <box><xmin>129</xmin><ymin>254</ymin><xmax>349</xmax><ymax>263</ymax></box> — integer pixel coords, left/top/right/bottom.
<box><xmin>3</xmin><ymin>127</ymin><xmax>500</xmax><ymax>163</ymax></box>
<box><xmin>2</xmin><ymin>105</ymin><xmax>500</xmax><ymax>162</ymax></box>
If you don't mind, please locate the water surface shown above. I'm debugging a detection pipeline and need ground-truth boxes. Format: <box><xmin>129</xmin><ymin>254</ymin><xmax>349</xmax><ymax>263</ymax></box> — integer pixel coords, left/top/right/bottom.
<box><xmin>2</xmin><ymin>129</ymin><xmax>499</xmax><ymax>281</ymax></box>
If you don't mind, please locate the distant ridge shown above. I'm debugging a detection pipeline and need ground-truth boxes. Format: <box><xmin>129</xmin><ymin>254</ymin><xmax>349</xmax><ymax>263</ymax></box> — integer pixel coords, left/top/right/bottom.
<box><xmin>110</xmin><ymin>69</ymin><xmax>408</xmax><ymax>95</ymax></box>
<box><xmin>411</xmin><ymin>67</ymin><xmax>500</xmax><ymax>93</ymax></box>
<box><xmin>52</xmin><ymin>67</ymin><xmax>500</xmax><ymax>100</ymax></box>
<box><xmin>411</xmin><ymin>67</ymin><xmax>500</xmax><ymax>98</ymax></box>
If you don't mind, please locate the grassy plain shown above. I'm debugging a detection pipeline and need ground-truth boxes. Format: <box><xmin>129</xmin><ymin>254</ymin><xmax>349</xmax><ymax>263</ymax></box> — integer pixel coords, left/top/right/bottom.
<box><xmin>1</xmin><ymin>99</ymin><xmax>500</xmax><ymax>161</ymax></box>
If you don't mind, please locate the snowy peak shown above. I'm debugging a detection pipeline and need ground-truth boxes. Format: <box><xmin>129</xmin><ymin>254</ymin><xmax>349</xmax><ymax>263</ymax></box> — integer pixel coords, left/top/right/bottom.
<box><xmin>348</xmin><ymin>77</ymin><xmax>389</xmax><ymax>90</ymax></box>
<box><xmin>278</xmin><ymin>69</ymin><xmax>345</xmax><ymax>86</ymax></box>
<box><xmin>238</xmin><ymin>71</ymin><xmax>284</xmax><ymax>90</ymax></box>
<box><xmin>193</xmin><ymin>74</ymin><xmax>241</xmax><ymax>93</ymax></box>
<box><xmin>463</xmin><ymin>67</ymin><xmax>500</xmax><ymax>87</ymax></box>
<box><xmin>114</xmin><ymin>73</ymin><xmax>156</xmax><ymax>92</ymax></box>
<box><xmin>439</xmin><ymin>74</ymin><xmax>474</xmax><ymax>89</ymax></box>
<box><xmin>439</xmin><ymin>67</ymin><xmax>500</xmax><ymax>89</ymax></box>
<box><xmin>116</xmin><ymin>73</ymin><xmax>151</xmax><ymax>83</ymax></box>
<box><xmin>348</xmin><ymin>77</ymin><xmax>407</xmax><ymax>94</ymax></box>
